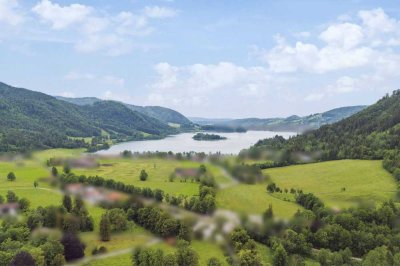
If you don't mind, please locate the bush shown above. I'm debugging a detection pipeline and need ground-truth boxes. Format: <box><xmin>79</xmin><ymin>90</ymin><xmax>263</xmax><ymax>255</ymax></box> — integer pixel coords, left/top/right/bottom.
<box><xmin>7</xmin><ymin>172</ymin><xmax>16</xmax><ymax>181</ymax></box>
<box><xmin>139</xmin><ymin>170</ymin><xmax>148</xmax><ymax>181</ymax></box>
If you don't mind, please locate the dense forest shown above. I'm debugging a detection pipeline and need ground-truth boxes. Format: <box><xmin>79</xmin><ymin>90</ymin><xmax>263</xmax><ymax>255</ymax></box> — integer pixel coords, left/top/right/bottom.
<box><xmin>56</xmin><ymin>96</ymin><xmax>194</xmax><ymax>128</ymax></box>
<box><xmin>0</xmin><ymin>82</ymin><xmax>192</xmax><ymax>153</ymax></box>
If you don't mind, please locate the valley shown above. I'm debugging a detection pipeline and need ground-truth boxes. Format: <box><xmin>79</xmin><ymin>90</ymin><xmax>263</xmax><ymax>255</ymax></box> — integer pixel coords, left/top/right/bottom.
<box><xmin>0</xmin><ymin>84</ymin><xmax>398</xmax><ymax>265</ymax></box>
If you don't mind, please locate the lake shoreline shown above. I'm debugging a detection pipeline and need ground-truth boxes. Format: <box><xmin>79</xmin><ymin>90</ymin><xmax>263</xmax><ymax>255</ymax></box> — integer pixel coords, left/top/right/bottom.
<box><xmin>96</xmin><ymin>131</ymin><xmax>296</xmax><ymax>155</ymax></box>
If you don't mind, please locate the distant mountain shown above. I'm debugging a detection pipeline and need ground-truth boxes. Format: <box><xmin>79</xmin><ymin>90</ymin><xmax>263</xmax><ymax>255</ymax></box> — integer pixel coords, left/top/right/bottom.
<box><xmin>0</xmin><ymin>82</ymin><xmax>177</xmax><ymax>152</ymax></box>
<box><xmin>188</xmin><ymin>117</ymin><xmax>233</xmax><ymax>125</ymax></box>
<box><xmin>56</xmin><ymin>96</ymin><xmax>193</xmax><ymax>128</ymax></box>
<box><xmin>194</xmin><ymin>106</ymin><xmax>367</xmax><ymax>132</ymax></box>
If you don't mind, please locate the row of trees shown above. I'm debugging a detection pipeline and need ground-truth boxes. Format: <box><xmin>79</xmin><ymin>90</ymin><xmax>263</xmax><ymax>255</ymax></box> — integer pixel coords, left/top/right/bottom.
<box><xmin>59</xmin><ymin>171</ymin><xmax>218</xmax><ymax>215</ymax></box>
<box><xmin>132</xmin><ymin>240</ymin><xmax>199</xmax><ymax>266</ymax></box>
<box><xmin>129</xmin><ymin>205</ymin><xmax>191</xmax><ymax>240</ymax></box>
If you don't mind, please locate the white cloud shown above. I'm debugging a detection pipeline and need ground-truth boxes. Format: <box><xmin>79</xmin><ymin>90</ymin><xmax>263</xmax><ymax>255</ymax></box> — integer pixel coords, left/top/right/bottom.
<box><xmin>324</xmin><ymin>76</ymin><xmax>359</xmax><ymax>94</ymax></box>
<box><xmin>359</xmin><ymin>8</ymin><xmax>397</xmax><ymax>33</ymax></box>
<box><xmin>319</xmin><ymin>23</ymin><xmax>364</xmax><ymax>49</ymax></box>
<box><xmin>265</xmin><ymin>38</ymin><xmax>373</xmax><ymax>73</ymax></box>
<box><xmin>0</xmin><ymin>0</ymin><xmax>24</xmax><ymax>26</ymax></box>
<box><xmin>147</xmin><ymin>62</ymin><xmax>278</xmax><ymax>107</ymax></box>
<box><xmin>143</xmin><ymin>6</ymin><xmax>178</xmax><ymax>18</ymax></box>
<box><xmin>263</xmin><ymin>8</ymin><xmax>400</xmax><ymax>74</ymax></box>
<box><xmin>32</xmin><ymin>0</ymin><xmax>92</xmax><ymax>29</ymax></box>
<box><xmin>29</xmin><ymin>1</ymin><xmax>177</xmax><ymax>55</ymax></box>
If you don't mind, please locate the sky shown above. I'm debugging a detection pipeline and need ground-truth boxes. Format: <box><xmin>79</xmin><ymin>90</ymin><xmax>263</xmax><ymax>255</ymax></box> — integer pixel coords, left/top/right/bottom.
<box><xmin>0</xmin><ymin>0</ymin><xmax>400</xmax><ymax>118</ymax></box>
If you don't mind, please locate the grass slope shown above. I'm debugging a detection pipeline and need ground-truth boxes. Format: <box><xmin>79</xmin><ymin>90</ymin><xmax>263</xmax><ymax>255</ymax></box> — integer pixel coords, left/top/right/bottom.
<box><xmin>217</xmin><ymin>184</ymin><xmax>302</xmax><ymax>218</ymax></box>
<box><xmin>266</xmin><ymin>160</ymin><xmax>397</xmax><ymax>209</ymax></box>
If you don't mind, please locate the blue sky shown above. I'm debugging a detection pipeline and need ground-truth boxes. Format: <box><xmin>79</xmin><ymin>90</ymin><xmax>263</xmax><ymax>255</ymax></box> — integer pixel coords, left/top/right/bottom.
<box><xmin>1</xmin><ymin>0</ymin><xmax>400</xmax><ymax>118</ymax></box>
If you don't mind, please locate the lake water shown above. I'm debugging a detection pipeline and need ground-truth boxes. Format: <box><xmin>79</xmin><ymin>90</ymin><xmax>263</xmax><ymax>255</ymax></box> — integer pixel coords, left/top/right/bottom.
<box><xmin>97</xmin><ymin>131</ymin><xmax>296</xmax><ymax>155</ymax></box>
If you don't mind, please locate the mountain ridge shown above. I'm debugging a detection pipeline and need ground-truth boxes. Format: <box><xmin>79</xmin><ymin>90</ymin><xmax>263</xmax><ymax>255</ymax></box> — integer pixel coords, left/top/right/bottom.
<box><xmin>191</xmin><ymin>105</ymin><xmax>367</xmax><ymax>132</ymax></box>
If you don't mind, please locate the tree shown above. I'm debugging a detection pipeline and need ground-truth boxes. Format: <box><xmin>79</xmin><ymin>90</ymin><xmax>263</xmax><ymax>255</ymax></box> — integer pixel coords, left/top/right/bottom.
<box><xmin>63</xmin><ymin>165</ymin><xmax>71</xmax><ymax>174</ymax></box>
<box><xmin>62</xmin><ymin>195</ymin><xmax>72</xmax><ymax>212</ymax></box>
<box><xmin>7</xmin><ymin>172</ymin><xmax>16</xmax><ymax>181</ymax></box>
<box><xmin>176</xmin><ymin>240</ymin><xmax>199</xmax><ymax>266</ymax></box>
<box><xmin>207</xmin><ymin>257</ymin><xmax>222</xmax><ymax>266</ymax></box>
<box><xmin>18</xmin><ymin>198</ymin><xmax>30</xmax><ymax>211</ymax></box>
<box><xmin>163</xmin><ymin>253</ymin><xmax>178</xmax><ymax>266</ymax></box>
<box><xmin>154</xmin><ymin>189</ymin><xmax>164</xmax><ymax>202</ymax></box>
<box><xmin>51</xmin><ymin>167</ymin><xmax>58</xmax><ymax>177</ymax></box>
<box><xmin>100</xmin><ymin>214</ymin><xmax>111</xmax><ymax>241</ymax></box>
<box><xmin>107</xmin><ymin>208</ymin><xmax>128</xmax><ymax>232</ymax></box>
<box><xmin>10</xmin><ymin>251</ymin><xmax>35</xmax><ymax>266</ymax></box>
<box><xmin>40</xmin><ymin>240</ymin><xmax>65</xmax><ymax>266</ymax></box>
<box><xmin>237</xmin><ymin>249</ymin><xmax>262</xmax><ymax>266</ymax></box>
<box><xmin>263</xmin><ymin>204</ymin><xmax>273</xmax><ymax>220</ymax></box>
<box><xmin>63</xmin><ymin>214</ymin><xmax>80</xmax><ymax>233</ymax></box>
<box><xmin>61</xmin><ymin>233</ymin><xmax>85</xmax><ymax>261</ymax></box>
<box><xmin>72</xmin><ymin>196</ymin><xmax>84</xmax><ymax>215</ymax></box>
<box><xmin>6</xmin><ymin>190</ymin><xmax>18</xmax><ymax>203</ymax></box>
<box><xmin>363</xmin><ymin>246</ymin><xmax>392</xmax><ymax>266</ymax></box>
<box><xmin>139</xmin><ymin>170</ymin><xmax>148</xmax><ymax>181</ymax></box>
<box><xmin>272</xmin><ymin>244</ymin><xmax>288</xmax><ymax>266</ymax></box>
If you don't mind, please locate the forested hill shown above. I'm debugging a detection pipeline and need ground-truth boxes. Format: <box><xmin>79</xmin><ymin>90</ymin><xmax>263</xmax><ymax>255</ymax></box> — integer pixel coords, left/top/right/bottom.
<box><xmin>56</xmin><ymin>96</ymin><xmax>193</xmax><ymax>128</ymax></box>
<box><xmin>0</xmin><ymin>82</ymin><xmax>177</xmax><ymax>152</ymax></box>
<box><xmin>246</xmin><ymin>90</ymin><xmax>400</xmax><ymax>176</ymax></box>
<box><xmin>202</xmin><ymin>105</ymin><xmax>366</xmax><ymax>132</ymax></box>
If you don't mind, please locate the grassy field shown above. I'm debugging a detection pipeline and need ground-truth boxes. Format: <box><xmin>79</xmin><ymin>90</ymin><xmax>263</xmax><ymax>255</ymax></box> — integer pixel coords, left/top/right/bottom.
<box><xmin>217</xmin><ymin>183</ymin><xmax>302</xmax><ymax>218</ymax></box>
<box><xmin>74</xmin><ymin>157</ymin><xmax>230</xmax><ymax>197</ymax></box>
<box><xmin>266</xmin><ymin>160</ymin><xmax>397</xmax><ymax>209</ymax></box>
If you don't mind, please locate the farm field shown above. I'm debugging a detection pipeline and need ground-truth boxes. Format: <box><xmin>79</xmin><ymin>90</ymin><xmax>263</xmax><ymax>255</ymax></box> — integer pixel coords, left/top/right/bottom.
<box><xmin>266</xmin><ymin>160</ymin><xmax>397</xmax><ymax>209</ymax></box>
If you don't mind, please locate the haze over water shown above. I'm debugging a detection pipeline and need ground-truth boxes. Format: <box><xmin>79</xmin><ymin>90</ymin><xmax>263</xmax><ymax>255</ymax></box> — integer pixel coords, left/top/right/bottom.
<box><xmin>97</xmin><ymin>131</ymin><xmax>296</xmax><ymax>155</ymax></box>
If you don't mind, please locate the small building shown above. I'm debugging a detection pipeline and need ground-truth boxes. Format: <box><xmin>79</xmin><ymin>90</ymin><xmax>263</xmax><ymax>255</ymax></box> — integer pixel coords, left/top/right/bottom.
<box><xmin>0</xmin><ymin>203</ymin><xmax>19</xmax><ymax>216</ymax></box>
<box><xmin>174</xmin><ymin>168</ymin><xmax>200</xmax><ymax>178</ymax></box>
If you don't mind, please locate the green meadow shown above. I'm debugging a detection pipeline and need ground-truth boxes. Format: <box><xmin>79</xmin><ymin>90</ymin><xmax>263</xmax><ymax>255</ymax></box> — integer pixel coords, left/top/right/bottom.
<box><xmin>217</xmin><ymin>183</ymin><xmax>302</xmax><ymax>218</ymax></box>
<box><xmin>74</xmin><ymin>157</ymin><xmax>231</xmax><ymax>197</ymax></box>
<box><xmin>266</xmin><ymin>160</ymin><xmax>397</xmax><ymax>209</ymax></box>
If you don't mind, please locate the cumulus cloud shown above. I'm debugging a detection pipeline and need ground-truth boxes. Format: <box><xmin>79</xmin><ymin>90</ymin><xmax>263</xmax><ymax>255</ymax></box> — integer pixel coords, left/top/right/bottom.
<box><xmin>0</xmin><ymin>0</ymin><xmax>24</xmax><ymax>26</ymax></box>
<box><xmin>32</xmin><ymin>0</ymin><xmax>92</xmax><ymax>29</ymax></box>
<box><xmin>143</xmin><ymin>6</ymin><xmax>178</xmax><ymax>18</ymax></box>
<box><xmin>263</xmin><ymin>8</ymin><xmax>400</xmax><ymax>74</ymax></box>
<box><xmin>28</xmin><ymin>1</ymin><xmax>178</xmax><ymax>55</ymax></box>
<box><xmin>147</xmin><ymin>62</ymin><xmax>278</xmax><ymax>107</ymax></box>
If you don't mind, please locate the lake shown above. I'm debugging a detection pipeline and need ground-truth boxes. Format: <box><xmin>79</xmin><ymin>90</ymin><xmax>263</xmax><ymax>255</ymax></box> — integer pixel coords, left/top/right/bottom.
<box><xmin>97</xmin><ymin>131</ymin><xmax>296</xmax><ymax>155</ymax></box>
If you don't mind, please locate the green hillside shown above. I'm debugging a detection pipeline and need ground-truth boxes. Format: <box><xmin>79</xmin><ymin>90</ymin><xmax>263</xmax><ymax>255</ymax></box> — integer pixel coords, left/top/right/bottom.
<box><xmin>56</xmin><ymin>96</ymin><xmax>193</xmax><ymax>128</ymax></box>
<box><xmin>0</xmin><ymin>82</ymin><xmax>176</xmax><ymax>152</ymax></box>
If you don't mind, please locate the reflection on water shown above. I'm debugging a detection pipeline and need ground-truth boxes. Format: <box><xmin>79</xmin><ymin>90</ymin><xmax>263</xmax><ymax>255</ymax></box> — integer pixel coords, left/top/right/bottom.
<box><xmin>97</xmin><ymin>131</ymin><xmax>296</xmax><ymax>155</ymax></box>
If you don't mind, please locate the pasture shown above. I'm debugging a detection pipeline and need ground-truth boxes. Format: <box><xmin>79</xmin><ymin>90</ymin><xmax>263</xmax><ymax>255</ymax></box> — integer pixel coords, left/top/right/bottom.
<box><xmin>266</xmin><ymin>160</ymin><xmax>397</xmax><ymax>209</ymax></box>
<box><xmin>73</xmin><ymin>157</ymin><xmax>231</xmax><ymax>197</ymax></box>
<box><xmin>217</xmin><ymin>183</ymin><xmax>302</xmax><ymax>218</ymax></box>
